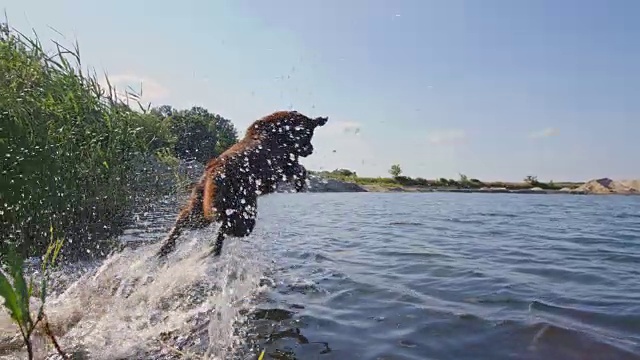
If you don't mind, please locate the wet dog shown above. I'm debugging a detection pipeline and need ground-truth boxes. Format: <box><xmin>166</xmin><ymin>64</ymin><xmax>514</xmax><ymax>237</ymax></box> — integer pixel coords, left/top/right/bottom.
<box><xmin>156</xmin><ymin>110</ymin><xmax>328</xmax><ymax>258</ymax></box>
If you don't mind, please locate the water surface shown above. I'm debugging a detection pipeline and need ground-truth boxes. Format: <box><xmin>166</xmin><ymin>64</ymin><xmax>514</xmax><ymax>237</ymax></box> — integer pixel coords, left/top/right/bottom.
<box><xmin>250</xmin><ymin>192</ymin><xmax>640</xmax><ymax>360</ymax></box>
<box><xmin>2</xmin><ymin>192</ymin><xmax>639</xmax><ymax>360</ymax></box>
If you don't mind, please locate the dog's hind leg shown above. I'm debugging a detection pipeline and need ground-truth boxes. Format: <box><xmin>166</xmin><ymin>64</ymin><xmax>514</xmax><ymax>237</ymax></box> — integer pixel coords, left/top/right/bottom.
<box><xmin>157</xmin><ymin>210</ymin><xmax>194</xmax><ymax>258</ymax></box>
<box><xmin>157</xmin><ymin>182</ymin><xmax>209</xmax><ymax>258</ymax></box>
<box><xmin>157</xmin><ymin>217</ymin><xmax>187</xmax><ymax>257</ymax></box>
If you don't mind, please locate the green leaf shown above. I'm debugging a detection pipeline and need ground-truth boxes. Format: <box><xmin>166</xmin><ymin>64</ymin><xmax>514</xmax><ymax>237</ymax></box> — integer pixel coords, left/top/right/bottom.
<box><xmin>1</xmin><ymin>246</ymin><xmax>31</xmax><ymax>329</ymax></box>
<box><xmin>0</xmin><ymin>270</ymin><xmax>22</xmax><ymax>324</ymax></box>
<box><xmin>9</xmin><ymin>256</ymin><xmax>31</xmax><ymax>329</ymax></box>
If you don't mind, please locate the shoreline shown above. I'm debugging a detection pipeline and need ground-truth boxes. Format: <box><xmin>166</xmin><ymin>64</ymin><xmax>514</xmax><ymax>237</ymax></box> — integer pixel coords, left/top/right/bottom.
<box><xmin>359</xmin><ymin>185</ymin><xmax>617</xmax><ymax>195</ymax></box>
<box><xmin>180</xmin><ymin>165</ymin><xmax>639</xmax><ymax>196</ymax></box>
<box><xmin>306</xmin><ymin>176</ymin><xmax>640</xmax><ymax>196</ymax></box>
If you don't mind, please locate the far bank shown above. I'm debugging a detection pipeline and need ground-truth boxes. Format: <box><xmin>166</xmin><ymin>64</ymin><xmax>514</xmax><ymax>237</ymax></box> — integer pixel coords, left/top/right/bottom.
<box><xmin>305</xmin><ymin>171</ymin><xmax>640</xmax><ymax>196</ymax></box>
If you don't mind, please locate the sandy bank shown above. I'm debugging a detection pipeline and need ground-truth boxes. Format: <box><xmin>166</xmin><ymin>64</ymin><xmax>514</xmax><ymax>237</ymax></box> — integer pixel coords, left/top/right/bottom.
<box><xmin>569</xmin><ymin>178</ymin><xmax>640</xmax><ymax>195</ymax></box>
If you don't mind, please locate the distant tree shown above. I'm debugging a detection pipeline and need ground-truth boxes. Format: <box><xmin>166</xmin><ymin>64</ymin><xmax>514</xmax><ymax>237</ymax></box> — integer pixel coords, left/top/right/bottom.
<box><xmin>152</xmin><ymin>105</ymin><xmax>239</xmax><ymax>163</ymax></box>
<box><xmin>459</xmin><ymin>173</ymin><xmax>469</xmax><ymax>183</ymax></box>
<box><xmin>414</xmin><ymin>177</ymin><xmax>429</xmax><ymax>186</ymax></box>
<box><xmin>151</xmin><ymin>104</ymin><xmax>174</xmax><ymax>118</ymax></box>
<box><xmin>212</xmin><ymin>113</ymin><xmax>239</xmax><ymax>156</ymax></box>
<box><xmin>170</xmin><ymin>109</ymin><xmax>217</xmax><ymax>162</ymax></box>
<box><xmin>331</xmin><ymin>168</ymin><xmax>357</xmax><ymax>177</ymax></box>
<box><xmin>524</xmin><ymin>175</ymin><xmax>539</xmax><ymax>185</ymax></box>
<box><xmin>389</xmin><ymin>164</ymin><xmax>402</xmax><ymax>178</ymax></box>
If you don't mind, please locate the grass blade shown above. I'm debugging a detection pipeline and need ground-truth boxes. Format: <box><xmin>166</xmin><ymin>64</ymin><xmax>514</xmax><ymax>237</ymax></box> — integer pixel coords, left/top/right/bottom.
<box><xmin>7</xmin><ymin>251</ymin><xmax>31</xmax><ymax>329</ymax></box>
<box><xmin>0</xmin><ymin>270</ymin><xmax>22</xmax><ymax>324</ymax></box>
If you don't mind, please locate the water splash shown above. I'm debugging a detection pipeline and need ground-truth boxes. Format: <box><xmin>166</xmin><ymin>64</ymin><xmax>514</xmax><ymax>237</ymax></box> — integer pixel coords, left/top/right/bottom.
<box><xmin>0</xmin><ymin>225</ymin><xmax>270</xmax><ymax>359</ymax></box>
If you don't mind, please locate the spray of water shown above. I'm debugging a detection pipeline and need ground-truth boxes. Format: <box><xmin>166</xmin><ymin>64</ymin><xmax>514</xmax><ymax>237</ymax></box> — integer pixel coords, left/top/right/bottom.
<box><xmin>0</xmin><ymin>225</ymin><xmax>270</xmax><ymax>359</ymax></box>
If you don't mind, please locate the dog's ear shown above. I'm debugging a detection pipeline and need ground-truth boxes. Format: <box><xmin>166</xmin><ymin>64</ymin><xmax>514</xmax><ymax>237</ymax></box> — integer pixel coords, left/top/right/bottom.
<box><xmin>314</xmin><ymin>116</ymin><xmax>328</xmax><ymax>127</ymax></box>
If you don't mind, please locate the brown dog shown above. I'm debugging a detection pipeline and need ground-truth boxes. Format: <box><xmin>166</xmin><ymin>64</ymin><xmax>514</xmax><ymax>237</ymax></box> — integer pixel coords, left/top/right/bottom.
<box><xmin>156</xmin><ymin>110</ymin><xmax>328</xmax><ymax>258</ymax></box>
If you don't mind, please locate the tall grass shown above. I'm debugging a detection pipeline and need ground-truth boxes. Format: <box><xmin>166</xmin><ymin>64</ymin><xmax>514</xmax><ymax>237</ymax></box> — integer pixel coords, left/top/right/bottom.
<box><xmin>0</xmin><ymin>21</ymin><xmax>175</xmax><ymax>260</ymax></box>
<box><xmin>0</xmin><ymin>226</ymin><xmax>66</xmax><ymax>359</ymax></box>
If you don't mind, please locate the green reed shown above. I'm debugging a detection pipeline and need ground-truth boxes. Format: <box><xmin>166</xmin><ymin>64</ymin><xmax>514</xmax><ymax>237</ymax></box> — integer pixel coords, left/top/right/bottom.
<box><xmin>0</xmin><ymin>21</ymin><xmax>176</xmax><ymax>259</ymax></box>
<box><xmin>0</xmin><ymin>225</ymin><xmax>66</xmax><ymax>359</ymax></box>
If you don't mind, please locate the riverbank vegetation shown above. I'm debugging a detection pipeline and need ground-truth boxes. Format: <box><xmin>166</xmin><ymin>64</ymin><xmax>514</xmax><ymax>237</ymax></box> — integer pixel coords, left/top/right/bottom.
<box><xmin>312</xmin><ymin>166</ymin><xmax>583</xmax><ymax>191</ymax></box>
<box><xmin>0</xmin><ymin>22</ymin><xmax>239</xmax><ymax>261</ymax></box>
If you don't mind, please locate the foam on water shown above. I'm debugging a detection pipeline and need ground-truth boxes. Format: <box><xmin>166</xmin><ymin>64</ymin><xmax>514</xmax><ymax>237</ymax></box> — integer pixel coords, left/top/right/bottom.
<box><xmin>0</xmin><ymin>225</ymin><xmax>270</xmax><ymax>359</ymax></box>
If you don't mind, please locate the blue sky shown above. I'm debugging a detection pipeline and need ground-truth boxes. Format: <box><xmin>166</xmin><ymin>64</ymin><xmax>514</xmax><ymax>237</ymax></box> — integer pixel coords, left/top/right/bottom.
<box><xmin>4</xmin><ymin>0</ymin><xmax>639</xmax><ymax>181</ymax></box>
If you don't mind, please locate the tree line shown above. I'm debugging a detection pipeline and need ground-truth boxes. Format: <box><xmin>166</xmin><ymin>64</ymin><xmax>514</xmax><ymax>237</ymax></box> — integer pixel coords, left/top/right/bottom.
<box><xmin>316</xmin><ymin>165</ymin><xmax>569</xmax><ymax>190</ymax></box>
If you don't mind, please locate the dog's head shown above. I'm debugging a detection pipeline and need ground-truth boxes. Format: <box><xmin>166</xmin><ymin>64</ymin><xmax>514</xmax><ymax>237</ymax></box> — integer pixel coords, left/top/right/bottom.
<box><xmin>247</xmin><ymin>110</ymin><xmax>328</xmax><ymax>157</ymax></box>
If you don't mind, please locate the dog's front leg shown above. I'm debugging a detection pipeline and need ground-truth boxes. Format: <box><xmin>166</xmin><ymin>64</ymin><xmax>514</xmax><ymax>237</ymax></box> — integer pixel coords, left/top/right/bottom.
<box><xmin>284</xmin><ymin>163</ymin><xmax>308</xmax><ymax>192</ymax></box>
<box><xmin>211</xmin><ymin>229</ymin><xmax>227</xmax><ymax>256</ymax></box>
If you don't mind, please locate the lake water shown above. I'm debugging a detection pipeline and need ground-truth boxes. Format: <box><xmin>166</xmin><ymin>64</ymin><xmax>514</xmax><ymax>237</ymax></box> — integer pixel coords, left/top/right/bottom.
<box><xmin>1</xmin><ymin>192</ymin><xmax>639</xmax><ymax>359</ymax></box>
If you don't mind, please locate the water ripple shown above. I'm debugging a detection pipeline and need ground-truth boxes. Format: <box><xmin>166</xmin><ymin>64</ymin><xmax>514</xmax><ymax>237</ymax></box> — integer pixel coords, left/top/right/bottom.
<box><xmin>248</xmin><ymin>192</ymin><xmax>640</xmax><ymax>359</ymax></box>
<box><xmin>5</xmin><ymin>192</ymin><xmax>637</xmax><ymax>359</ymax></box>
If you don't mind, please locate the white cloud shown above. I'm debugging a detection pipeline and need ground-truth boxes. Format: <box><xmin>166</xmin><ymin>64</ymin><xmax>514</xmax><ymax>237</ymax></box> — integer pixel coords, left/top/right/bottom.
<box><xmin>426</xmin><ymin>129</ymin><xmax>467</xmax><ymax>145</ymax></box>
<box><xmin>99</xmin><ymin>74</ymin><xmax>169</xmax><ymax>106</ymax></box>
<box><xmin>529</xmin><ymin>127</ymin><xmax>559</xmax><ymax>139</ymax></box>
